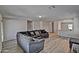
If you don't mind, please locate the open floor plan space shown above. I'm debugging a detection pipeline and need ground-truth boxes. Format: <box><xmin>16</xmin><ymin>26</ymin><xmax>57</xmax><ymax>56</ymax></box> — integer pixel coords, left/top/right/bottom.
<box><xmin>0</xmin><ymin>5</ymin><xmax>79</xmax><ymax>53</ymax></box>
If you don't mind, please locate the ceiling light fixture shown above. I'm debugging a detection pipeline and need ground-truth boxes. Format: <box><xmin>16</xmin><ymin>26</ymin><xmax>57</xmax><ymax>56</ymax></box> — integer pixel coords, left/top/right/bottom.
<box><xmin>39</xmin><ymin>16</ymin><xmax>42</xmax><ymax>18</ymax></box>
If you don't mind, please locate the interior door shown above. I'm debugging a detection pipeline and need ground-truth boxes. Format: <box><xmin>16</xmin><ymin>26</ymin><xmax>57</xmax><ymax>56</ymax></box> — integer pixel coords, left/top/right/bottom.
<box><xmin>52</xmin><ymin>22</ymin><xmax>54</xmax><ymax>33</ymax></box>
<box><xmin>27</xmin><ymin>21</ymin><xmax>32</xmax><ymax>31</ymax></box>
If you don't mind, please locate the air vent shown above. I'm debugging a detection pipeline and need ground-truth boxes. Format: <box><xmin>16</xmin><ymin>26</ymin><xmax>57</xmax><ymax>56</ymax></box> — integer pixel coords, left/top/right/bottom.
<box><xmin>48</xmin><ymin>5</ymin><xmax>56</xmax><ymax>9</ymax></box>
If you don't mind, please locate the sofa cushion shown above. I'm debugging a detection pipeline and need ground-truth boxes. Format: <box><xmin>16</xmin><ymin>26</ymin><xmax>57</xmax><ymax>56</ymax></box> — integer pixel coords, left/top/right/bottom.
<box><xmin>35</xmin><ymin>31</ymin><xmax>40</xmax><ymax>35</ymax></box>
<box><xmin>17</xmin><ymin>29</ymin><xmax>49</xmax><ymax>39</ymax></box>
<box><xmin>41</xmin><ymin>30</ymin><xmax>47</xmax><ymax>33</ymax></box>
<box><xmin>30</xmin><ymin>31</ymin><xmax>35</xmax><ymax>36</ymax></box>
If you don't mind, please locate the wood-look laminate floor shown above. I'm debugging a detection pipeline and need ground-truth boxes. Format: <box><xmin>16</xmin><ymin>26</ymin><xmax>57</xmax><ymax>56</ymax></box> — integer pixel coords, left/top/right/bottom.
<box><xmin>2</xmin><ymin>33</ymin><xmax>70</xmax><ymax>53</ymax></box>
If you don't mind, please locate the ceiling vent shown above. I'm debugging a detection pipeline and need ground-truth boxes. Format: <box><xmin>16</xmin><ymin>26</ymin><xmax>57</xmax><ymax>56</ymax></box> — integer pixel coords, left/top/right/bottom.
<box><xmin>48</xmin><ymin>5</ymin><xmax>56</xmax><ymax>9</ymax></box>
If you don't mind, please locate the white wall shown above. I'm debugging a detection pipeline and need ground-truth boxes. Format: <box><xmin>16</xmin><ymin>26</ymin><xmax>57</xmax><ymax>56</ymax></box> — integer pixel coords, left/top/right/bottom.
<box><xmin>32</xmin><ymin>21</ymin><xmax>52</xmax><ymax>32</ymax></box>
<box><xmin>57</xmin><ymin>18</ymin><xmax>79</xmax><ymax>34</ymax></box>
<box><xmin>57</xmin><ymin>18</ymin><xmax>79</xmax><ymax>37</ymax></box>
<box><xmin>74</xmin><ymin>17</ymin><xmax>79</xmax><ymax>33</ymax></box>
<box><xmin>41</xmin><ymin>21</ymin><xmax>52</xmax><ymax>32</ymax></box>
<box><xmin>3</xmin><ymin>20</ymin><xmax>53</xmax><ymax>41</ymax></box>
<box><xmin>54</xmin><ymin>21</ymin><xmax>58</xmax><ymax>33</ymax></box>
<box><xmin>54</xmin><ymin>19</ymin><xmax>74</xmax><ymax>35</ymax></box>
<box><xmin>3</xmin><ymin>19</ymin><xmax>27</xmax><ymax>41</ymax></box>
<box><xmin>58</xmin><ymin>20</ymin><xmax>74</xmax><ymax>31</ymax></box>
<box><xmin>32</xmin><ymin>21</ymin><xmax>40</xmax><ymax>30</ymax></box>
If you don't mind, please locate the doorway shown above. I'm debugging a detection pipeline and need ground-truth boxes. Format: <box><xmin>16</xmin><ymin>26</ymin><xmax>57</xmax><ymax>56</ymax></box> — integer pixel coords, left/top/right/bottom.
<box><xmin>27</xmin><ymin>21</ymin><xmax>32</xmax><ymax>31</ymax></box>
<box><xmin>52</xmin><ymin>22</ymin><xmax>54</xmax><ymax>33</ymax></box>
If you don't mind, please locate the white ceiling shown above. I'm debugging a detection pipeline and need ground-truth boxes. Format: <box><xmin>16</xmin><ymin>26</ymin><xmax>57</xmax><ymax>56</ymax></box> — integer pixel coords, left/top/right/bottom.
<box><xmin>0</xmin><ymin>5</ymin><xmax>79</xmax><ymax>21</ymax></box>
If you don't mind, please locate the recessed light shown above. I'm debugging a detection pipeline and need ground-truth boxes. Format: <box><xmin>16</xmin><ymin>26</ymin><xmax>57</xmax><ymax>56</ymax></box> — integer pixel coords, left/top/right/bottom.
<box><xmin>39</xmin><ymin>16</ymin><xmax>42</xmax><ymax>18</ymax></box>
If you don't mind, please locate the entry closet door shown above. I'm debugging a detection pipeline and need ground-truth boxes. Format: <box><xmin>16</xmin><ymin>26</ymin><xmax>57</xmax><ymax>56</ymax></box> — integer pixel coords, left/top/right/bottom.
<box><xmin>3</xmin><ymin>19</ymin><xmax>27</xmax><ymax>41</ymax></box>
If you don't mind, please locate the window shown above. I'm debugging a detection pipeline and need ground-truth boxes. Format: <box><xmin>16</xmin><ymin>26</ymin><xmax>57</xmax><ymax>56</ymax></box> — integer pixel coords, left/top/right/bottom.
<box><xmin>68</xmin><ymin>24</ymin><xmax>73</xmax><ymax>30</ymax></box>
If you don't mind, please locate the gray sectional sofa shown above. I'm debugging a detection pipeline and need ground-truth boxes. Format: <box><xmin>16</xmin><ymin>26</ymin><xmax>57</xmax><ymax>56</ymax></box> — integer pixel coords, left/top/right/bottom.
<box><xmin>17</xmin><ymin>30</ymin><xmax>49</xmax><ymax>53</ymax></box>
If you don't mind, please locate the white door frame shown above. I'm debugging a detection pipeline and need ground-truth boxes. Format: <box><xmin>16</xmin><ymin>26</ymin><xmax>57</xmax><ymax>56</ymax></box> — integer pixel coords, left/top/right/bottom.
<box><xmin>0</xmin><ymin>15</ymin><xmax>3</xmax><ymax>52</ymax></box>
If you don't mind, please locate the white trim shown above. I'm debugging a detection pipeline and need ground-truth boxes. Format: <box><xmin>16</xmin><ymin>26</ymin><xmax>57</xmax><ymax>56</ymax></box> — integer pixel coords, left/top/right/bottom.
<box><xmin>0</xmin><ymin>14</ymin><xmax>2</xmax><ymax>52</ymax></box>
